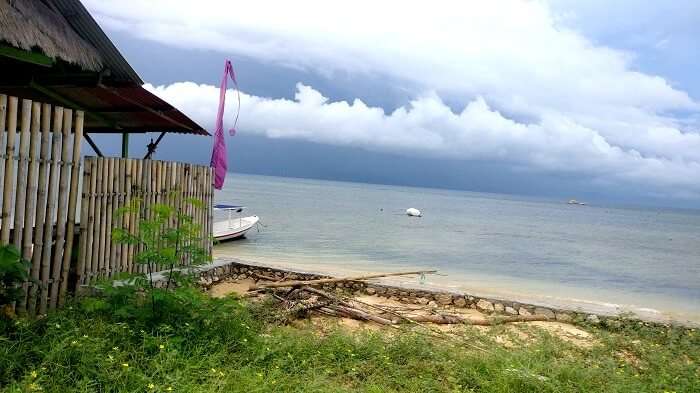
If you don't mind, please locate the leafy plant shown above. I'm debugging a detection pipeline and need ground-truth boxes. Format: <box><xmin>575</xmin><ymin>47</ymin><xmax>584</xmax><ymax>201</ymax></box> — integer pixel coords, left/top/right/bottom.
<box><xmin>110</xmin><ymin>195</ymin><xmax>211</xmax><ymax>319</ymax></box>
<box><xmin>0</xmin><ymin>244</ymin><xmax>30</xmax><ymax>317</ymax></box>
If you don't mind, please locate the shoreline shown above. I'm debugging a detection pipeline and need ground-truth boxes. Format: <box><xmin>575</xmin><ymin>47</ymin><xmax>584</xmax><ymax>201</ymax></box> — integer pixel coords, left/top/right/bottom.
<box><xmin>201</xmin><ymin>256</ymin><xmax>699</xmax><ymax>328</ymax></box>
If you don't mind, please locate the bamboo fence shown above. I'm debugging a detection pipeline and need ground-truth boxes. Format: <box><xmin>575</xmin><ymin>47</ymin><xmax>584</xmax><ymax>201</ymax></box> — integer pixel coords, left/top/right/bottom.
<box><xmin>1</xmin><ymin>94</ymin><xmax>213</xmax><ymax>315</ymax></box>
<box><xmin>0</xmin><ymin>95</ymin><xmax>82</xmax><ymax>315</ymax></box>
<box><xmin>76</xmin><ymin>156</ymin><xmax>213</xmax><ymax>286</ymax></box>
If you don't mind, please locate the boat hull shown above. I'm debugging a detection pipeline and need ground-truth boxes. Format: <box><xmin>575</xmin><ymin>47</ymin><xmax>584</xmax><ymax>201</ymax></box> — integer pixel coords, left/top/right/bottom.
<box><xmin>213</xmin><ymin>215</ymin><xmax>259</xmax><ymax>242</ymax></box>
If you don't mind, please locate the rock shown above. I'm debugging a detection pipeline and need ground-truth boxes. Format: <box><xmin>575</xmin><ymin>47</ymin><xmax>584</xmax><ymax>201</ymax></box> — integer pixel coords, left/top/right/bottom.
<box><xmin>493</xmin><ymin>303</ymin><xmax>505</xmax><ymax>313</ymax></box>
<box><xmin>518</xmin><ymin>307</ymin><xmax>532</xmax><ymax>316</ymax></box>
<box><xmin>467</xmin><ymin>296</ymin><xmax>476</xmax><ymax>304</ymax></box>
<box><xmin>505</xmin><ymin>306</ymin><xmax>518</xmax><ymax>315</ymax></box>
<box><xmin>386</xmin><ymin>288</ymin><xmax>398</xmax><ymax>296</ymax></box>
<box><xmin>389</xmin><ymin>296</ymin><xmax>400</xmax><ymax>302</ymax></box>
<box><xmin>400</xmin><ymin>291</ymin><xmax>409</xmax><ymax>298</ymax></box>
<box><xmin>365</xmin><ymin>287</ymin><xmax>377</xmax><ymax>295</ymax></box>
<box><xmin>401</xmin><ymin>297</ymin><xmax>410</xmax><ymax>303</ymax></box>
<box><xmin>417</xmin><ymin>297</ymin><xmax>430</xmax><ymax>305</ymax></box>
<box><xmin>453</xmin><ymin>297</ymin><xmax>467</xmax><ymax>308</ymax></box>
<box><xmin>555</xmin><ymin>312</ymin><xmax>573</xmax><ymax>323</ymax></box>
<box><xmin>476</xmin><ymin>299</ymin><xmax>495</xmax><ymax>312</ymax></box>
<box><xmin>436</xmin><ymin>294</ymin><xmax>453</xmax><ymax>305</ymax></box>
<box><xmin>534</xmin><ymin>307</ymin><xmax>555</xmax><ymax>319</ymax></box>
<box><xmin>586</xmin><ymin>314</ymin><xmax>600</xmax><ymax>324</ymax></box>
<box><xmin>428</xmin><ymin>301</ymin><xmax>438</xmax><ymax>308</ymax></box>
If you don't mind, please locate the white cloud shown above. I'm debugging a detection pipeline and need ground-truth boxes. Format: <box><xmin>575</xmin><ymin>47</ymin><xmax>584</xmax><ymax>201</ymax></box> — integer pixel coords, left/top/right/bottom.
<box><xmin>85</xmin><ymin>0</ymin><xmax>700</xmax><ymax>197</ymax></box>
<box><xmin>146</xmin><ymin>82</ymin><xmax>700</xmax><ymax>197</ymax></box>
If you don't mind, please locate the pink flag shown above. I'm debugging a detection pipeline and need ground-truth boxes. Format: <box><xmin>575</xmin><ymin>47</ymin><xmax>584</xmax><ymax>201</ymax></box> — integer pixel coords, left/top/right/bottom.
<box><xmin>210</xmin><ymin>59</ymin><xmax>241</xmax><ymax>190</ymax></box>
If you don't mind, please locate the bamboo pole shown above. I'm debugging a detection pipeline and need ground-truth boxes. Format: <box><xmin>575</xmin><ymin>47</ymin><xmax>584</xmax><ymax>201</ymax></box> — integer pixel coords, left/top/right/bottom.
<box><xmin>85</xmin><ymin>158</ymin><xmax>98</xmax><ymax>285</ymax></box>
<box><xmin>89</xmin><ymin>158</ymin><xmax>102</xmax><ymax>282</ymax></box>
<box><xmin>134</xmin><ymin>159</ymin><xmax>143</xmax><ymax>273</ymax></box>
<box><xmin>0</xmin><ymin>95</ymin><xmax>6</xmax><ymax>213</ymax></box>
<box><xmin>123</xmin><ymin>158</ymin><xmax>133</xmax><ymax>273</ymax></box>
<box><xmin>38</xmin><ymin>106</ymin><xmax>63</xmax><ymax>315</ymax></box>
<box><xmin>27</xmin><ymin>104</ymin><xmax>51</xmax><ymax>316</ymax></box>
<box><xmin>58</xmin><ymin>111</ymin><xmax>83</xmax><ymax>305</ymax></box>
<box><xmin>17</xmin><ymin>102</ymin><xmax>41</xmax><ymax>314</ymax></box>
<box><xmin>110</xmin><ymin>157</ymin><xmax>121</xmax><ymax>273</ymax></box>
<box><xmin>104</xmin><ymin>158</ymin><xmax>114</xmax><ymax>277</ymax></box>
<box><xmin>12</xmin><ymin>99</ymin><xmax>31</xmax><ymax>250</ymax></box>
<box><xmin>1</xmin><ymin>96</ymin><xmax>18</xmax><ymax>244</ymax></box>
<box><xmin>76</xmin><ymin>155</ymin><xmax>91</xmax><ymax>286</ymax></box>
<box><xmin>49</xmin><ymin>109</ymin><xmax>72</xmax><ymax>309</ymax></box>
<box><xmin>251</xmin><ymin>270</ymin><xmax>438</xmax><ymax>290</ymax></box>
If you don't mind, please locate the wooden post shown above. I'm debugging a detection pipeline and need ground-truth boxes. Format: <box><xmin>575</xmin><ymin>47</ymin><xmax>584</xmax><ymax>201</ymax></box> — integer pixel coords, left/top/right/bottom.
<box><xmin>1</xmin><ymin>96</ymin><xmax>18</xmax><ymax>244</ymax></box>
<box><xmin>76</xmin><ymin>156</ymin><xmax>91</xmax><ymax>286</ymax></box>
<box><xmin>38</xmin><ymin>106</ymin><xmax>63</xmax><ymax>315</ymax></box>
<box><xmin>0</xmin><ymin>95</ymin><xmax>6</xmax><ymax>213</ymax></box>
<box><xmin>92</xmin><ymin>158</ymin><xmax>104</xmax><ymax>278</ymax></box>
<box><xmin>58</xmin><ymin>111</ymin><xmax>83</xmax><ymax>305</ymax></box>
<box><xmin>104</xmin><ymin>158</ymin><xmax>114</xmax><ymax>277</ymax></box>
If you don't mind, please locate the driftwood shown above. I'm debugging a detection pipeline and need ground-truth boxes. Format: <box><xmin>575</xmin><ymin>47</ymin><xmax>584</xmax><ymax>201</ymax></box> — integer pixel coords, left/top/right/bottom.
<box><xmin>408</xmin><ymin>314</ymin><xmax>549</xmax><ymax>325</ymax></box>
<box><xmin>250</xmin><ymin>270</ymin><xmax>436</xmax><ymax>290</ymax></box>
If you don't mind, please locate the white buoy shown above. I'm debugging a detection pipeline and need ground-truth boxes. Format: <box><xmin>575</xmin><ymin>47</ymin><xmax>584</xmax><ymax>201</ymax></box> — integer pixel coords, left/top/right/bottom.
<box><xmin>406</xmin><ymin>208</ymin><xmax>421</xmax><ymax>217</ymax></box>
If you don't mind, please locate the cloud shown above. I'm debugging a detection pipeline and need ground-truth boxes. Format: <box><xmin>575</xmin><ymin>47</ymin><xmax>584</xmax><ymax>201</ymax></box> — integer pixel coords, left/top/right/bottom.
<box><xmin>85</xmin><ymin>0</ymin><xmax>700</xmax><ymax>198</ymax></box>
<box><xmin>146</xmin><ymin>82</ymin><xmax>700</xmax><ymax>198</ymax></box>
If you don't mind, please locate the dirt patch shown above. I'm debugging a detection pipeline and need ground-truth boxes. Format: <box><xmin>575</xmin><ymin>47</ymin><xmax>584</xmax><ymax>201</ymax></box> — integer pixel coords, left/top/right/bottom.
<box><xmin>209</xmin><ymin>278</ymin><xmax>255</xmax><ymax>298</ymax></box>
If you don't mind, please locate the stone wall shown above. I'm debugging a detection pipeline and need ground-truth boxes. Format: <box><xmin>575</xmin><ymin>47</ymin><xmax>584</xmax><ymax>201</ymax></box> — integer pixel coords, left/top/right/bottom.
<box><xmin>187</xmin><ymin>258</ymin><xmax>633</xmax><ymax>327</ymax></box>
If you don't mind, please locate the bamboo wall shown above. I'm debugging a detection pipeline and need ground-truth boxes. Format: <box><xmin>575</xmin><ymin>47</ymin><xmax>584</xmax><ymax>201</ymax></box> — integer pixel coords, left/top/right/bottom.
<box><xmin>1</xmin><ymin>94</ymin><xmax>213</xmax><ymax>316</ymax></box>
<box><xmin>76</xmin><ymin>157</ymin><xmax>213</xmax><ymax>286</ymax></box>
<box><xmin>0</xmin><ymin>94</ymin><xmax>83</xmax><ymax>315</ymax></box>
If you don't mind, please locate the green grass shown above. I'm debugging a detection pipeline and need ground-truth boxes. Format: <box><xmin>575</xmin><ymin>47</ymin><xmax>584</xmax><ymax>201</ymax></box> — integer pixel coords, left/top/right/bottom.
<box><xmin>1</xmin><ymin>289</ymin><xmax>698</xmax><ymax>392</ymax></box>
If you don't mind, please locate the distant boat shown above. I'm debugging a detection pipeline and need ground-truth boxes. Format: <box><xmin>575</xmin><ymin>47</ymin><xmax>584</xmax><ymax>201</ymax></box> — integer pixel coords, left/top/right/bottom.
<box><xmin>213</xmin><ymin>204</ymin><xmax>259</xmax><ymax>241</ymax></box>
<box><xmin>567</xmin><ymin>199</ymin><xmax>586</xmax><ymax>206</ymax></box>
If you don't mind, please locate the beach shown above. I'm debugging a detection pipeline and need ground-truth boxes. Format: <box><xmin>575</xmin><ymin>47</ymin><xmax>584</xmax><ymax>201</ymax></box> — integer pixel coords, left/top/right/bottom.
<box><xmin>214</xmin><ymin>173</ymin><xmax>700</xmax><ymax>325</ymax></box>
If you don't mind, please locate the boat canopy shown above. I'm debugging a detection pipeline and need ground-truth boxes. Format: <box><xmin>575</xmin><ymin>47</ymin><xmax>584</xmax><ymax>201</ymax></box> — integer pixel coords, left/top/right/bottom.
<box><xmin>214</xmin><ymin>204</ymin><xmax>245</xmax><ymax>212</ymax></box>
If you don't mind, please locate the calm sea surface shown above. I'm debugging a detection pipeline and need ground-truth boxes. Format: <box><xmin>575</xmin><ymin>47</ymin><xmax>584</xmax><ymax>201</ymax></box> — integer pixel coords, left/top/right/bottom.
<box><xmin>214</xmin><ymin>174</ymin><xmax>700</xmax><ymax>324</ymax></box>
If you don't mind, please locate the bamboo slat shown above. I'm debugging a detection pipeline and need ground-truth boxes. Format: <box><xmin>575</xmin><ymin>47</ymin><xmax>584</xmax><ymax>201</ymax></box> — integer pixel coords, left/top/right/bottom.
<box><xmin>92</xmin><ymin>158</ymin><xmax>104</xmax><ymax>279</ymax></box>
<box><xmin>104</xmin><ymin>158</ymin><xmax>114</xmax><ymax>277</ymax></box>
<box><xmin>0</xmin><ymin>95</ymin><xmax>6</xmax><ymax>211</ymax></box>
<box><xmin>58</xmin><ymin>111</ymin><xmax>83</xmax><ymax>305</ymax></box>
<box><xmin>38</xmin><ymin>106</ymin><xmax>63</xmax><ymax>315</ymax></box>
<box><xmin>17</xmin><ymin>102</ymin><xmax>41</xmax><ymax>314</ymax></box>
<box><xmin>123</xmin><ymin>158</ymin><xmax>133</xmax><ymax>273</ymax></box>
<box><xmin>1</xmin><ymin>96</ymin><xmax>18</xmax><ymax>244</ymax></box>
<box><xmin>27</xmin><ymin>104</ymin><xmax>51</xmax><ymax>315</ymax></box>
<box><xmin>49</xmin><ymin>109</ymin><xmax>72</xmax><ymax>309</ymax></box>
<box><xmin>85</xmin><ymin>158</ymin><xmax>98</xmax><ymax>285</ymax></box>
<box><xmin>12</xmin><ymin>100</ymin><xmax>31</xmax><ymax>250</ymax></box>
<box><xmin>76</xmin><ymin>153</ymin><xmax>91</xmax><ymax>286</ymax></box>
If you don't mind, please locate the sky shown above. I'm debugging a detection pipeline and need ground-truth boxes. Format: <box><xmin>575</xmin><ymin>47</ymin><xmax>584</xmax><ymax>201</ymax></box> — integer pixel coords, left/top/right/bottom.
<box><xmin>83</xmin><ymin>0</ymin><xmax>700</xmax><ymax>208</ymax></box>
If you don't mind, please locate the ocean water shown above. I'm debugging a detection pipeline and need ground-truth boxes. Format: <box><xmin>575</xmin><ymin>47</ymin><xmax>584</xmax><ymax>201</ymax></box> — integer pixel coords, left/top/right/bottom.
<box><xmin>214</xmin><ymin>173</ymin><xmax>700</xmax><ymax>324</ymax></box>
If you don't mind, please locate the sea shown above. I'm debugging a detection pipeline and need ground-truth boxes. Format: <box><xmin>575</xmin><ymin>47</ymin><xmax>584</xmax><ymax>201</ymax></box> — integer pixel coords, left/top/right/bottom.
<box><xmin>214</xmin><ymin>173</ymin><xmax>700</xmax><ymax>325</ymax></box>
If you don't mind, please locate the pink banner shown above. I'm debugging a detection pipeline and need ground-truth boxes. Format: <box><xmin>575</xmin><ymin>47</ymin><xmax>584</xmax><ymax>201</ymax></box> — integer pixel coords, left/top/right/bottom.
<box><xmin>210</xmin><ymin>59</ymin><xmax>240</xmax><ymax>190</ymax></box>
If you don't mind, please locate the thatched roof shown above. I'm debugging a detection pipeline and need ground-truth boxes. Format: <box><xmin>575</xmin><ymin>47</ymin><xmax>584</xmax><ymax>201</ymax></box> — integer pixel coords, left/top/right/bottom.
<box><xmin>0</xmin><ymin>0</ymin><xmax>103</xmax><ymax>71</ymax></box>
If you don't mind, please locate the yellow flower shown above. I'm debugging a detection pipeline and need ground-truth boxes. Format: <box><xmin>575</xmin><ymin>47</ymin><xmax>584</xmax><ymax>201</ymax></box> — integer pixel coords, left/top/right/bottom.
<box><xmin>147</xmin><ymin>383</ymin><xmax>155</xmax><ymax>390</ymax></box>
<box><xmin>28</xmin><ymin>382</ymin><xmax>42</xmax><ymax>391</ymax></box>
<box><xmin>71</xmin><ymin>341</ymin><xmax>78</xmax><ymax>345</ymax></box>
<box><xmin>30</xmin><ymin>370</ymin><xmax>38</xmax><ymax>378</ymax></box>
<box><xmin>121</xmin><ymin>363</ymin><xmax>129</xmax><ymax>368</ymax></box>
<box><xmin>113</xmin><ymin>347</ymin><xmax>119</xmax><ymax>350</ymax></box>
<box><xmin>210</xmin><ymin>368</ymin><xmax>217</xmax><ymax>373</ymax></box>
<box><xmin>166</xmin><ymin>387</ymin><xmax>173</xmax><ymax>392</ymax></box>
<box><xmin>159</xmin><ymin>344</ymin><xmax>165</xmax><ymax>350</ymax></box>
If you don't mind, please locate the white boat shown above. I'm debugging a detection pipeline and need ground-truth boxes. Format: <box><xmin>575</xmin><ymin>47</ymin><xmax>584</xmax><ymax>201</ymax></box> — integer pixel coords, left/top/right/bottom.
<box><xmin>212</xmin><ymin>204</ymin><xmax>259</xmax><ymax>241</ymax></box>
<box><xmin>567</xmin><ymin>199</ymin><xmax>586</xmax><ymax>206</ymax></box>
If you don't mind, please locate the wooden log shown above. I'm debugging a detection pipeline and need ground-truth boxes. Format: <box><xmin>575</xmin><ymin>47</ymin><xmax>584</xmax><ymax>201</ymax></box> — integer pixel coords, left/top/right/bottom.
<box><xmin>1</xmin><ymin>96</ymin><xmax>18</xmax><ymax>244</ymax></box>
<box><xmin>49</xmin><ymin>109</ymin><xmax>72</xmax><ymax>309</ymax></box>
<box><xmin>38</xmin><ymin>106</ymin><xmax>63</xmax><ymax>315</ymax></box>
<box><xmin>27</xmin><ymin>104</ymin><xmax>51</xmax><ymax>315</ymax></box>
<box><xmin>329</xmin><ymin>304</ymin><xmax>396</xmax><ymax>325</ymax></box>
<box><xmin>13</xmin><ymin>99</ymin><xmax>32</xmax><ymax>250</ymax></box>
<box><xmin>407</xmin><ymin>314</ymin><xmax>550</xmax><ymax>325</ymax></box>
<box><xmin>251</xmin><ymin>270</ymin><xmax>437</xmax><ymax>290</ymax></box>
<box><xmin>17</xmin><ymin>102</ymin><xmax>41</xmax><ymax>314</ymax></box>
